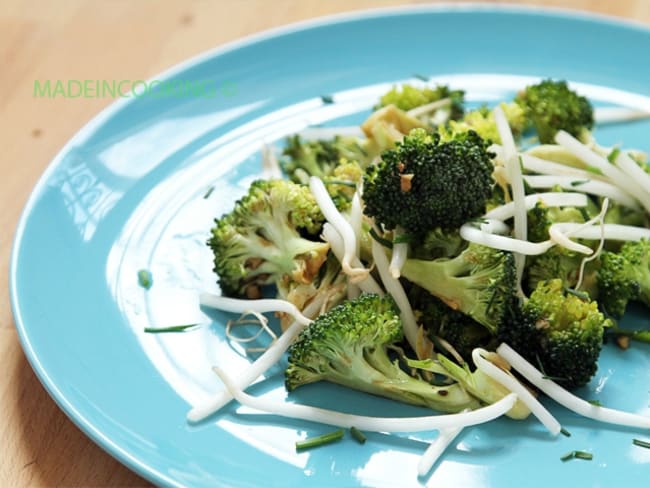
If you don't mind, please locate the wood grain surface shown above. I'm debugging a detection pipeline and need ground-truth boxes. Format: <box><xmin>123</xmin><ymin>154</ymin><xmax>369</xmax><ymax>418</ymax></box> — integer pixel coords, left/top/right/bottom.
<box><xmin>2</xmin><ymin>1</ymin><xmax>650</xmax><ymax>486</ymax></box>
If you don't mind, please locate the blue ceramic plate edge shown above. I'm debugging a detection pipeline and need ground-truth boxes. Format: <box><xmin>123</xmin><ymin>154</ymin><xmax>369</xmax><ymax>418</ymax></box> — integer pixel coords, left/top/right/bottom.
<box><xmin>9</xmin><ymin>4</ymin><xmax>650</xmax><ymax>486</ymax></box>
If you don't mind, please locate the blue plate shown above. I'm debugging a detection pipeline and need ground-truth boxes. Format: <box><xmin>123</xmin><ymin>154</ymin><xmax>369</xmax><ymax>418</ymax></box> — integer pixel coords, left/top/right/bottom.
<box><xmin>11</xmin><ymin>5</ymin><xmax>650</xmax><ymax>487</ymax></box>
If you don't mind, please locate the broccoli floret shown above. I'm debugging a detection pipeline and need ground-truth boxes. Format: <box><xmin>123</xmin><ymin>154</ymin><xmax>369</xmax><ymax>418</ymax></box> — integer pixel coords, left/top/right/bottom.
<box><xmin>377</xmin><ymin>83</ymin><xmax>465</xmax><ymax>120</ymax></box>
<box><xmin>515</xmin><ymin>79</ymin><xmax>594</xmax><ymax>144</ymax></box>
<box><xmin>401</xmin><ymin>244</ymin><xmax>518</xmax><ymax>334</ymax></box>
<box><xmin>286</xmin><ymin>294</ymin><xmax>480</xmax><ymax>413</ymax></box>
<box><xmin>281</xmin><ymin>135</ymin><xmax>369</xmax><ymax>184</ymax></box>
<box><xmin>499</xmin><ymin>279</ymin><xmax>610</xmax><ymax>389</ymax></box>
<box><xmin>208</xmin><ymin>179</ymin><xmax>330</xmax><ymax>297</ymax></box>
<box><xmin>410</xmin><ymin>286</ymin><xmax>494</xmax><ymax>362</ymax></box>
<box><xmin>598</xmin><ymin>239</ymin><xmax>650</xmax><ymax>317</ymax></box>
<box><xmin>441</xmin><ymin>102</ymin><xmax>527</xmax><ymax>144</ymax></box>
<box><xmin>363</xmin><ymin>128</ymin><xmax>495</xmax><ymax>234</ymax></box>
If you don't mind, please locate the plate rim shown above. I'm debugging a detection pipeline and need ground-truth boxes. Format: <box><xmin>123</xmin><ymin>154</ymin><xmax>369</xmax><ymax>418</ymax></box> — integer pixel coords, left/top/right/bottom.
<box><xmin>10</xmin><ymin>4</ymin><xmax>650</xmax><ymax>486</ymax></box>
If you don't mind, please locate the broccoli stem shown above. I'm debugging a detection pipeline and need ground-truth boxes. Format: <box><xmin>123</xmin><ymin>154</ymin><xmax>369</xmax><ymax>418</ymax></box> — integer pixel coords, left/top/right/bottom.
<box><xmin>245</xmin><ymin>212</ymin><xmax>329</xmax><ymax>281</ymax></box>
<box><xmin>401</xmin><ymin>258</ymin><xmax>497</xmax><ymax>334</ymax></box>
<box><xmin>318</xmin><ymin>348</ymin><xmax>479</xmax><ymax>413</ymax></box>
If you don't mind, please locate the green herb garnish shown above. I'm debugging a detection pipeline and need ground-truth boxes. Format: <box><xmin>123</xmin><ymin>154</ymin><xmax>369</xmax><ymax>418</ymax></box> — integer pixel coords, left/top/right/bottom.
<box><xmin>560</xmin><ymin>427</ymin><xmax>571</xmax><ymax>437</ymax></box>
<box><xmin>203</xmin><ymin>186</ymin><xmax>215</xmax><ymax>199</ymax></box>
<box><xmin>350</xmin><ymin>426</ymin><xmax>367</xmax><ymax>444</ymax></box>
<box><xmin>607</xmin><ymin>147</ymin><xmax>621</xmax><ymax>163</ymax></box>
<box><xmin>564</xmin><ymin>287</ymin><xmax>590</xmax><ymax>301</ymax></box>
<box><xmin>320</xmin><ymin>95</ymin><xmax>334</xmax><ymax>104</ymax></box>
<box><xmin>574</xmin><ymin>450</ymin><xmax>593</xmax><ymax>460</ymax></box>
<box><xmin>570</xmin><ymin>180</ymin><xmax>589</xmax><ymax>187</ymax></box>
<box><xmin>560</xmin><ymin>451</ymin><xmax>575</xmax><ymax>462</ymax></box>
<box><xmin>413</xmin><ymin>73</ymin><xmax>429</xmax><ymax>82</ymax></box>
<box><xmin>561</xmin><ymin>450</ymin><xmax>593</xmax><ymax>461</ymax></box>
<box><xmin>393</xmin><ymin>233</ymin><xmax>414</xmax><ymax>244</ymax></box>
<box><xmin>633</xmin><ymin>438</ymin><xmax>650</xmax><ymax>449</ymax></box>
<box><xmin>144</xmin><ymin>323</ymin><xmax>199</xmax><ymax>333</ymax></box>
<box><xmin>137</xmin><ymin>269</ymin><xmax>153</xmax><ymax>289</ymax></box>
<box><xmin>587</xmin><ymin>399</ymin><xmax>602</xmax><ymax>407</ymax></box>
<box><xmin>295</xmin><ymin>429</ymin><xmax>344</xmax><ymax>450</ymax></box>
<box><xmin>585</xmin><ymin>165</ymin><xmax>604</xmax><ymax>176</ymax></box>
<box><xmin>369</xmin><ymin>228</ymin><xmax>393</xmax><ymax>249</ymax></box>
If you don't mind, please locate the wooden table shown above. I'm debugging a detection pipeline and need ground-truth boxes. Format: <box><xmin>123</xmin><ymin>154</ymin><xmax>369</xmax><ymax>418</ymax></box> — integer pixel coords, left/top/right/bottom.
<box><xmin>2</xmin><ymin>0</ymin><xmax>649</xmax><ymax>485</ymax></box>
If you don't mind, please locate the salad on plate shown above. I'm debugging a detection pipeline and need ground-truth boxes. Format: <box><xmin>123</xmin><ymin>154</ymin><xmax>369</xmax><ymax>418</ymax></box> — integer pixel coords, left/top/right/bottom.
<box><xmin>178</xmin><ymin>79</ymin><xmax>650</xmax><ymax>477</ymax></box>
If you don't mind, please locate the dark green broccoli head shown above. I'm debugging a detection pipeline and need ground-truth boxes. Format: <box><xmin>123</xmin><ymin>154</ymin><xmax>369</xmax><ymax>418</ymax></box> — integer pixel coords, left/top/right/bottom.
<box><xmin>598</xmin><ymin>239</ymin><xmax>650</xmax><ymax>317</ymax></box>
<box><xmin>281</xmin><ymin>134</ymin><xmax>368</xmax><ymax>184</ymax></box>
<box><xmin>208</xmin><ymin>179</ymin><xmax>329</xmax><ymax>297</ymax></box>
<box><xmin>401</xmin><ymin>244</ymin><xmax>519</xmax><ymax>335</ymax></box>
<box><xmin>363</xmin><ymin>128</ymin><xmax>495</xmax><ymax>234</ymax></box>
<box><xmin>377</xmin><ymin>83</ymin><xmax>465</xmax><ymax>120</ymax></box>
<box><xmin>286</xmin><ymin>294</ymin><xmax>480</xmax><ymax>413</ymax></box>
<box><xmin>515</xmin><ymin>79</ymin><xmax>594</xmax><ymax>144</ymax></box>
<box><xmin>499</xmin><ymin>279</ymin><xmax>610</xmax><ymax>389</ymax></box>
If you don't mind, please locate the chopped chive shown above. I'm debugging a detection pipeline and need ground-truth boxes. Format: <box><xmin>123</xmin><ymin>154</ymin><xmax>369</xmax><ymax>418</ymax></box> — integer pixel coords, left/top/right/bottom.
<box><xmin>144</xmin><ymin>323</ymin><xmax>199</xmax><ymax>333</ymax></box>
<box><xmin>393</xmin><ymin>233</ymin><xmax>414</xmax><ymax>244</ymax></box>
<box><xmin>560</xmin><ymin>427</ymin><xmax>571</xmax><ymax>437</ymax></box>
<box><xmin>564</xmin><ymin>287</ymin><xmax>590</xmax><ymax>301</ymax></box>
<box><xmin>577</xmin><ymin>207</ymin><xmax>591</xmax><ymax>222</ymax></box>
<box><xmin>350</xmin><ymin>427</ymin><xmax>367</xmax><ymax>444</ymax></box>
<box><xmin>203</xmin><ymin>186</ymin><xmax>215</xmax><ymax>199</ymax></box>
<box><xmin>413</xmin><ymin>73</ymin><xmax>429</xmax><ymax>82</ymax></box>
<box><xmin>570</xmin><ymin>179</ymin><xmax>589</xmax><ymax>187</ymax></box>
<box><xmin>369</xmin><ymin>228</ymin><xmax>393</xmax><ymax>249</ymax></box>
<box><xmin>587</xmin><ymin>399</ymin><xmax>603</xmax><ymax>407</ymax></box>
<box><xmin>542</xmin><ymin>374</ymin><xmax>569</xmax><ymax>381</ymax></box>
<box><xmin>561</xmin><ymin>451</ymin><xmax>575</xmax><ymax>462</ymax></box>
<box><xmin>585</xmin><ymin>165</ymin><xmax>604</xmax><ymax>176</ymax></box>
<box><xmin>628</xmin><ymin>152</ymin><xmax>642</xmax><ymax>164</ymax></box>
<box><xmin>574</xmin><ymin>450</ymin><xmax>593</xmax><ymax>460</ymax></box>
<box><xmin>137</xmin><ymin>269</ymin><xmax>153</xmax><ymax>289</ymax></box>
<box><xmin>561</xmin><ymin>450</ymin><xmax>593</xmax><ymax>461</ymax></box>
<box><xmin>467</xmin><ymin>217</ymin><xmax>490</xmax><ymax>229</ymax></box>
<box><xmin>536</xmin><ymin>354</ymin><xmax>568</xmax><ymax>382</ymax></box>
<box><xmin>295</xmin><ymin>429</ymin><xmax>344</xmax><ymax>450</ymax></box>
<box><xmin>607</xmin><ymin>147</ymin><xmax>621</xmax><ymax>163</ymax></box>
<box><xmin>320</xmin><ymin>95</ymin><xmax>334</xmax><ymax>104</ymax></box>
<box><xmin>633</xmin><ymin>438</ymin><xmax>650</xmax><ymax>449</ymax></box>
